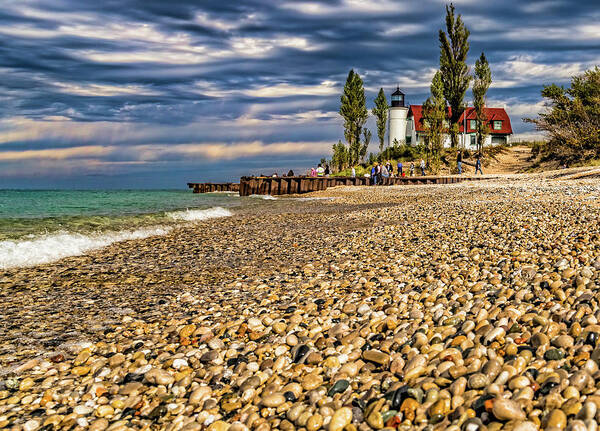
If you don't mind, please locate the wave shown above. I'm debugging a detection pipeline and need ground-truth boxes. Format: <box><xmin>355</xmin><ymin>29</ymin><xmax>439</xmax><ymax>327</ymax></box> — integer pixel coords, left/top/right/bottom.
<box><xmin>249</xmin><ymin>194</ymin><xmax>278</xmax><ymax>200</ymax></box>
<box><xmin>0</xmin><ymin>227</ymin><xmax>171</xmax><ymax>270</ymax></box>
<box><xmin>167</xmin><ymin>206</ymin><xmax>233</xmax><ymax>221</ymax></box>
<box><xmin>1</xmin><ymin>206</ymin><xmax>233</xmax><ymax>269</ymax></box>
<box><xmin>208</xmin><ymin>191</ymin><xmax>240</xmax><ymax>195</ymax></box>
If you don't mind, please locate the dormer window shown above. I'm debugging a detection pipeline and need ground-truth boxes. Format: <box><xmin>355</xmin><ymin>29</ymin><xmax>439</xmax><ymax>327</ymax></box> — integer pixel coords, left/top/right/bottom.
<box><xmin>470</xmin><ymin>120</ymin><xmax>477</xmax><ymax>130</ymax></box>
<box><xmin>493</xmin><ymin>120</ymin><xmax>502</xmax><ymax>130</ymax></box>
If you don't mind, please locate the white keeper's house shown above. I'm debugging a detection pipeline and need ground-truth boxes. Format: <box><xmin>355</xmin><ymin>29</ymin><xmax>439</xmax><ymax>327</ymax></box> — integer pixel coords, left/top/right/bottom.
<box><xmin>388</xmin><ymin>87</ymin><xmax>513</xmax><ymax>149</ymax></box>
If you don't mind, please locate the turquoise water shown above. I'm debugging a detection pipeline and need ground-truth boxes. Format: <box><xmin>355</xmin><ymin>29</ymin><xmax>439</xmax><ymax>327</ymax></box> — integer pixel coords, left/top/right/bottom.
<box><xmin>0</xmin><ymin>189</ymin><xmax>241</xmax><ymax>241</ymax></box>
<box><xmin>0</xmin><ymin>189</ymin><xmax>234</xmax><ymax>219</ymax></box>
<box><xmin>0</xmin><ymin>189</ymin><xmax>273</xmax><ymax>269</ymax></box>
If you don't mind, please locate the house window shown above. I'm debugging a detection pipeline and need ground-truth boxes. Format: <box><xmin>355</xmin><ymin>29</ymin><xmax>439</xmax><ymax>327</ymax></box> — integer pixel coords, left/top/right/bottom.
<box><xmin>493</xmin><ymin>120</ymin><xmax>502</xmax><ymax>130</ymax></box>
<box><xmin>492</xmin><ymin>136</ymin><xmax>507</xmax><ymax>145</ymax></box>
<box><xmin>470</xmin><ymin>120</ymin><xmax>477</xmax><ymax>130</ymax></box>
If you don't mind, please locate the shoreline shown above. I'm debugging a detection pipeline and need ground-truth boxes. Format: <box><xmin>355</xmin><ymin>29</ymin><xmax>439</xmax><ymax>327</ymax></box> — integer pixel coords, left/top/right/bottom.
<box><xmin>2</xmin><ymin>176</ymin><xmax>600</xmax><ymax>430</ymax></box>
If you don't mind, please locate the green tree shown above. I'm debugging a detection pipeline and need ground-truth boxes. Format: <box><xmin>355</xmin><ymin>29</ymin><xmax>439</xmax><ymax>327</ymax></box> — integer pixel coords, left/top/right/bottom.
<box><xmin>373</xmin><ymin>88</ymin><xmax>388</xmax><ymax>153</ymax></box>
<box><xmin>525</xmin><ymin>66</ymin><xmax>600</xmax><ymax>163</ymax></box>
<box><xmin>331</xmin><ymin>140</ymin><xmax>349</xmax><ymax>172</ymax></box>
<box><xmin>349</xmin><ymin>138</ymin><xmax>360</xmax><ymax>166</ymax></box>
<box><xmin>368</xmin><ymin>152</ymin><xmax>377</xmax><ymax>165</ymax></box>
<box><xmin>360</xmin><ymin>129</ymin><xmax>372</xmax><ymax>163</ymax></box>
<box><xmin>439</xmin><ymin>3</ymin><xmax>471</xmax><ymax>148</ymax></box>
<box><xmin>339</xmin><ymin>69</ymin><xmax>368</xmax><ymax>165</ymax></box>
<box><xmin>422</xmin><ymin>71</ymin><xmax>447</xmax><ymax>173</ymax></box>
<box><xmin>473</xmin><ymin>52</ymin><xmax>491</xmax><ymax>154</ymax></box>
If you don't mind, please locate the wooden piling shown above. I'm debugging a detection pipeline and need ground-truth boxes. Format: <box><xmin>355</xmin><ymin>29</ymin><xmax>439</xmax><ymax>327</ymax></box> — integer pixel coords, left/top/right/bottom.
<box><xmin>189</xmin><ymin>175</ymin><xmax>496</xmax><ymax>196</ymax></box>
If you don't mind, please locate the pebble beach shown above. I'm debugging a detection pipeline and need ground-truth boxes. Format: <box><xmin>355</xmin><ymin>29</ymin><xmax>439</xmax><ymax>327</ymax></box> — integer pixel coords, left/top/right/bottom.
<box><xmin>3</xmin><ymin>175</ymin><xmax>600</xmax><ymax>431</ymax></box>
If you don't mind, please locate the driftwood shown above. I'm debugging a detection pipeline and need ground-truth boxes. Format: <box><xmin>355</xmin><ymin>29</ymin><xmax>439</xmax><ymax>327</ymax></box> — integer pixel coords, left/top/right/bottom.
<box><xmin>554</xmin><ymin>167</ymin><xmax>600</xmax><ymax>181</ymax></box>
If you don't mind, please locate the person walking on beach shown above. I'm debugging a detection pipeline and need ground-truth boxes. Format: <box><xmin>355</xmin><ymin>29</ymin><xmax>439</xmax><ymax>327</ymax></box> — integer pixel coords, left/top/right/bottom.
<box><xmin>317</xmin><ymin>164</ymin><xmax>325</xmax><ymax>177</ymax></box>
<box><xmin>420</xmin><ymin>159</ymin><xmax>426</xmax><ymax>176</ymax></box>
<box><xmin>351</xmin><ymin>167</ymin><xmax>356</xmax><ymax>178</ymax></box>
<box><xmin>397</xmin><ymin>161</ymin><xmax>403</xmax><ymax>176</ymax></box>
<box><xmin>324</xmin><ymin>164</ymin><xmax>330</xmax><ymax>176</ymax></box>
<box><xmin>456</xmin><ymin>151</ymin><xmax>463</xmax><ymax>175</ymax></box>
<box><xmin>310</xmin><ymin>167</ymin><xmax>316</xmax><ymax>177</ymax></box>
<box><xmin>371</xmin><ymin>164</ymin><xmax>377</xmax><ymax>185</ymax></box>
<box><xmin>381</xmin><ymin>164</ymin><xmax>389</xmax><ymax>181</ymax></box>
<box><xmin>475</xmin><ymin>154</ymin><xmax>483</xmax><ymax>175</ymax></box>
<box><xmin>376</xmin><ymin>163</ymin><xmax>382</xmax><ymax>185</ymax></box>
<box><xmin>287</xmin><ymin>169</ymin><xmax>294</xmax><ymax>177</ymax></box>
<box><xmin>410</xmin><ymin>162</ymin><xmax>415</xmax><ymax>177</ymax></box>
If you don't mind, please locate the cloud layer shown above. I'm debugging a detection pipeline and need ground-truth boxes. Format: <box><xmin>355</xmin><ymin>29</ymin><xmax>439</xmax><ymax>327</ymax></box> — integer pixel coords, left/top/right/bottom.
<box><xmin>1</xmin><ymin>0</ymin><xmax>599</xmax><ymax>186</ymax></box>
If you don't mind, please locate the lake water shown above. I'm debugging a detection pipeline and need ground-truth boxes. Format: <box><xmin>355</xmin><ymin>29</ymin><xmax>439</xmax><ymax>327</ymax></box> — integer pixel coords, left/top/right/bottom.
<box><xmin>0</xmin><ymin>189</ymin><xmax>276</xmax><ymax>269</ymax></box>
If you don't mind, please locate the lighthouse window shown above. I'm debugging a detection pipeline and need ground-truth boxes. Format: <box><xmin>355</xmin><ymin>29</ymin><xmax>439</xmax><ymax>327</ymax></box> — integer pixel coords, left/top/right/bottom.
<box><xmin>391</xmin><ymin>95</ymin><xmax>404</xmax><ymax>105</ymax></box>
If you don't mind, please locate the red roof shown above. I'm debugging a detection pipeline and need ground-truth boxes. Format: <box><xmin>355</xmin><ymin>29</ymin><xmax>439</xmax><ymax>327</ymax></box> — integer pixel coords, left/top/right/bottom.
<box><xmin>408</xmin><ymin>105</ymin><xmax>513</xmax><ymax>135</ymax></box>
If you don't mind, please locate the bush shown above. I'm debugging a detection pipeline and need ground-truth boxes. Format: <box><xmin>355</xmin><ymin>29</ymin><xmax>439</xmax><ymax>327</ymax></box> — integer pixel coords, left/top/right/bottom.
<box><xmin>525</xmin><ymin>66</ymin><xmax>600</xmax><ymax>163</ymax></box>
<box><xmin>378</xmin><ymin>143</ymin><xmax>426</xmax><ymax>162</ymax></box>
<box><xmin>333</xmin><ymin>165</ymin><xmax>370</xmax><ymax>177</ymax></box>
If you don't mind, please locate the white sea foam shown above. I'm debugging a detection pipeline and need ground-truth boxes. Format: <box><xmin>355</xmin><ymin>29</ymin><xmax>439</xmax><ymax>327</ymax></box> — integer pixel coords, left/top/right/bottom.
<box><xmin>167</xmin><ymin>206</ymin><xmax>233</xmax><ymax>221</ymax></box>
<box><xmin>0</xmin><ymin>227</ymin><xmax>172</xmax><ymax>270</ymax></box>
<box><xmin>210</xmin><ymin>191</ymin><xmax>240</xmax><ymax>195</ymax></box>
<box><xmin>1</xmin><ymin>206</ymin><xmax>233</xmax><ymax>269</ymax></box>
<box><xmin>249</xmin><ymin>194</ymin><xmax>278</xmax><ymax>200</ymax></box>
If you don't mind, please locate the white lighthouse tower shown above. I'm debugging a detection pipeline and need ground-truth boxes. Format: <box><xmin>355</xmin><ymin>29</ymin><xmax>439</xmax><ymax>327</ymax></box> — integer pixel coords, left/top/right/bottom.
<box><xmin>388</xmin><ymin>87</ymin><xmax>408</xmax><ymax>146</ymax></box>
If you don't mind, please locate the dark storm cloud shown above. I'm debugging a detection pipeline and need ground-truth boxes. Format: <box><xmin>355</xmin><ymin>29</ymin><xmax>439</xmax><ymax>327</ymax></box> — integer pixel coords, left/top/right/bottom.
<box><xmin>0</xmin><ymin>0</ymin><xmax>598</xmax><ymax>186</ymax></box>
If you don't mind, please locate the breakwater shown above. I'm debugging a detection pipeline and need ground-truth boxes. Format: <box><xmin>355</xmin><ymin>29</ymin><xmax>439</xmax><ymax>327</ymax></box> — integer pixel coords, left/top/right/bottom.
<box><xmin>186</xmin><ymin>183</ymin><xmax>240</xmax><ymax>194</ymax></box>
<box><xmin>188</xmin><ymin>176</ymin><xmax>493</xmax><ymax>196</ymax></box>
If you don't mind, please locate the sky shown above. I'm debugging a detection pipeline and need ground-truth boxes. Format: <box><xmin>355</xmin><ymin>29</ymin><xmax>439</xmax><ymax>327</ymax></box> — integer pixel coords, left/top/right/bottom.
<box><xmin>0</xmin><ymin>0</ymin><xmax>599</xmax><ymax>188</ymax></box>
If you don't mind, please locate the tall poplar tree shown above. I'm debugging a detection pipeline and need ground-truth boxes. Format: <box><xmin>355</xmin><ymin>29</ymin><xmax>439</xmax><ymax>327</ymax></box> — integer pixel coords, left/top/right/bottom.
<box><xmin>439</xmin><ymin>3</ymin><xmax>471</xmax><ymax>148</ymax></box>
<box><xmin>339</xmin><ymin>69</ymin><xmax>368</xmax><ymax>166</ymax></box>
<box><xmin>422</xmin><ymin>71</ymin><xmax>447</xmax><ymax>172</ymax></box>
<box><xmin>473</xmin><ymin>52</ymin><xmax>492</xmax><ymax>154</ymax></box>
<box><xmin>360</xmin><ymin>128</ymin><xmax>372</xmax><ymax>163</ymax></box>
<box><xmin>373</xmin><ymin>88</ymin><xmax>388</xmax><ymax>153</ymax></box>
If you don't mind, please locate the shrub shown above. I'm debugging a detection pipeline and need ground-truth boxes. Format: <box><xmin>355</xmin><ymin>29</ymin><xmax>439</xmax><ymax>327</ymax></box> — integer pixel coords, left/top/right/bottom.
<box><xmin>525</xmin><ymin>66</ymin><xmax>600</xmax><ymax>163</ymax></box>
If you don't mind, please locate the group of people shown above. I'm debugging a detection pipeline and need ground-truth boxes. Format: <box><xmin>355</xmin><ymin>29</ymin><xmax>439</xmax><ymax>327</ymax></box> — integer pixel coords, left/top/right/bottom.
<box><xmin>309</xmin><ymin>163</ymin><xmax>331</xmax><ymax>177</ymax></box>
<box><xmin>305</xmin><ymin>151</ymin><xmax>483</xmax><ymax>182</ymax></box>
<box><xmin>370</xmin><ymin>159</ymin><xmax>427</xmax><ymax>185</ymax></box>
<box><xmin>269</xmin><ymin>170</ymin><xmax>295</xmax><ymax>177</ymax></box>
